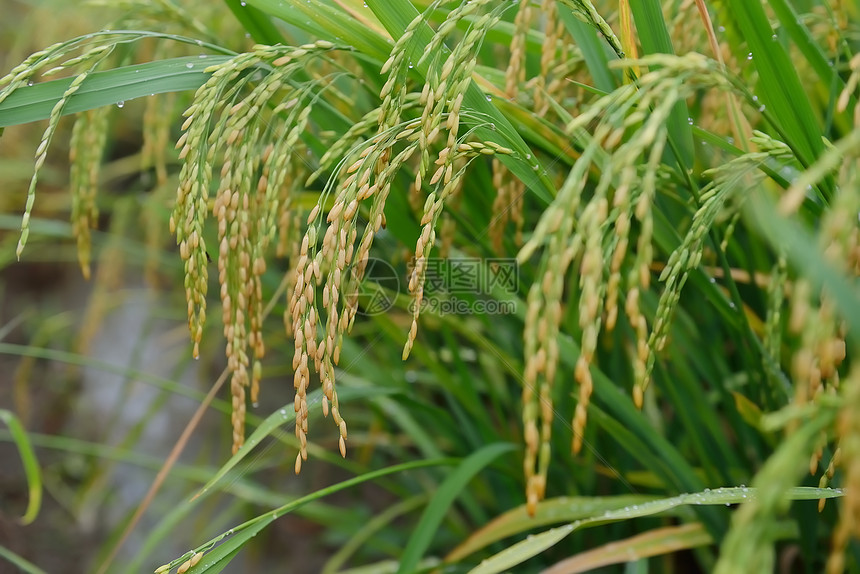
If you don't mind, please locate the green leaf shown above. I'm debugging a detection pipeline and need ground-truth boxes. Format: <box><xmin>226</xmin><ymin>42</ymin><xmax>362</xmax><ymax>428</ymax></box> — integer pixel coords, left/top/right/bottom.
<box><xmin>447</xmin><ymin>494</ymin><xmax>660</xmax><ymax>561</ymax></box>
<box><xmin>0</xmin><ymin>546</ymin><xmax>47</xmax><ymax>574</ymax></box>
<box><xmin>721</xmin><ymin>0</ymin><xmax>826</xmax><ymax>191</ymax></box>
<box><xmin>468</xmin><ymin>487</ymin><xmax>842</xmax><ymax>574</ymax></box>
<box><xmin>745</xmin><ymin>191</ymin><xmax>860</xmax><ymax>340</ymax></box>
<box><xmin>628</xmin><ymin>0</ymin><xmax>694</xmax><ymax>169</ymax></box>
<box><xmin>544</xmin><ymin>523</ymin><xmax>714</xmax><ymax>573</ymax></box>
<box><xmin>222</xmin><ymin>0</ymin><xmax>285</xmax><ymax>45</ymax></box>
<box><xmin>0</xmin><ymin>56</ymin><xmax>231</xmax><ymax>128</ymax></box>
<box><xmin>556</xmin><ymin>8</ymin><xmax>617</xmax><ymax>93</ymax></box>
<box><xmin>0</xmin><ymin>409</ymin><xmax>41</xmax><ymax>525</ymax></box>
<box><xmin>397</xmin><ymin>443</ymin><xmax>516</xmax><ymax>574</ymax></box>
<box><xmin>246</xmin><ymin>0</ymin><xmax>392</xmax><ymax>60</ymax></box>
<box><xmin>192</xmin><ymin>386</ymin><xmax>397</xmax><ymax>501</ymax></box>
<box><xmin>766</xmin><ymin>0</ymin><xmax>854</xmax><ymax>122</ymax></box>
<box><xmin>469</xmin><ymin>524</ymin><xmax>575</xmax><ymax>574</ymax></box>
<box><xmin>182</xmin><ymin>459</ymin><xmax>456</xmax><ymax>574</ymax></box>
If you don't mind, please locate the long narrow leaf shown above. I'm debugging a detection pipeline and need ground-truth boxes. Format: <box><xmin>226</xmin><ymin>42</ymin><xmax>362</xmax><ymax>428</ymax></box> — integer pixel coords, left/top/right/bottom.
<box><xmin>396</xmin><ymin>443</ymin><xmax>516</xmax><ymax>574</ymax></box>
<box><xmin>468</xmin><ymin>487</ymin><xmax>843</xmax><ymax>574</ymax></box>
<box><xmin>543</xmin><ymin>523</ymin><xmax>713</xmax><ymax>574</ymax></box>
<box><xmin>447</xmin><ymin>494</ymin><xmax>660</xmax><ymax>561</ymax></box>
<box><xmin>0</xmin><ymin>409</ymin><xmax>41</xmax><ymax>525</ymax></box>
<box><xmin>0</xmin><ymin>56</ymin><xmax>231</xmax><ymax>128</ymax></box>
<box><xmin>721</xmin><ymin>0</ymin><xmax>825</xmax><ymax>183</ymax></box>
<box><xmin>175</xmin><ymin>459</ymin><xmax>457</xmax><ymax>574</ymax></box>
<box><xmin>191</xmin><ymin>386</ymin><xmax>399</xmax><ymax>501</ymax></box>
<box><xmin>0</xmin><ymin>546</ymin><xmax>47</xmax><ymax>574</ymax></box>
<box><xmin>628</xmin><ymin>0</ymin><xmax>694</xmax><ymax>169</ymax></box>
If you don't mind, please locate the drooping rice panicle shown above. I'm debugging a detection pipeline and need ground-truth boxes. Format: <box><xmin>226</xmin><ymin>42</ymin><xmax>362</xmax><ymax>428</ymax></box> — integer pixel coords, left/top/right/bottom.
<box><xmin>403</xmin><ymin>0</ymin><xmax>508</xmax><ymax>358</ymax></box>
<box><xmin>69</xmin><ymin>106</ymin><xmax>110</xmax><ymax>279</ymax></box>
<box><xmin>172</xmin><ymin>41</ymin><xmax>339</xmax><ymax>453</ymax></box>
<box><xmin>16</xmin><ymin>44</ymin><xmax>115</xmax><ymax>261</ymax></box>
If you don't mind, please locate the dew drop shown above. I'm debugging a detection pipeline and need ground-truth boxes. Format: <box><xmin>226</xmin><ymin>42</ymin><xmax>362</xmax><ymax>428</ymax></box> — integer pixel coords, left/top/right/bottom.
<box><xmin>717</xmin><ymin>25</ymin><xmax>725</xmax><ymax>32</ymax></box>
<box><xmin>252</xmin><ymin>401</ymin><xmax>259</xmax><ymax>408</ymax></box>
<box><xmin>771</xmin><ymin>34</ymin><xmax>778</xmax><ymax>41</ymax></box>
<box><xmin>27</xmin><ymin>80</ymin><xmax>33</xmax><ymax>86</ymax></box>
<box><xmin>116</xmin><ymin>101</ymin><xmax>125</xmax><ymax>108</ymax></box>
<box><xmin>727</xmin><ymin>137</ymin><xmax>735</xmax><ymax>145</ymax></box>
<box><xmin>758</xmin><ymin>105</ymin><xmax>766</xmax><ymax>112</ymax></box>
<box><xmin>485</xmin><ymin>95</ymin><xmax>491</xmax><ymax>101</ymax></box>
<box><xmin>186</xmin><ymin>62</ymin><xmax>194</xmax><ymax>69</ymax></box>
<box><xmin>240</xmin><ymin>0</ymin><xmax>246</xmax><ymax>5</ymax></box>
<box><xmin>199</xmin><ymin>54</ymin><xmax>207</xmax><ymax>59</ymax></box>
<box><xmin>687</xmin><ymin>117</ymin><xmax>693</xmax><ymax>125</ymax></box>
<box><xmin>525</xmin><ymin>153</ymin><xmax>531</xmax><ymax>159</ymax></box>
<box><xmin>408</xmin><ymin>61</ymin><xmax>414</xmax><ymax>69</ymax></box>
<box><xmin>746</xmin><ymin>52</ymin><xmax>753</xmax><ymax>60</ymax></box>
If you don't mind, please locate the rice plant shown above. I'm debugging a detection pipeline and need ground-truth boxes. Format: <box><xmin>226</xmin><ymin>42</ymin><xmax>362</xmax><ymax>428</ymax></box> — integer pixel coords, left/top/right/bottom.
<box><xmin>0</xmin><ymin>0</ymin><xmax>857</xmax><ymax>572</ymax></box>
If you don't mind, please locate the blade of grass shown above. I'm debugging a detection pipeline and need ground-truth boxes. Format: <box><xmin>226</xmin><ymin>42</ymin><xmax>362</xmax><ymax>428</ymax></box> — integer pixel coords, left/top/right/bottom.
<box><xmin>168</xmin><ymin>458</ymin><xmax>458</xmax><ymax>574</ymax></box>
<box><xmin>446</xmin><ymin>494</ymin><xmax>660</xmax><ymax>561</ymax></box>
<box><xmin>94</xmin><ymin>368</ymin><xmax>229</xmax><ymax>574</ymax></box>
<box><xmin>192</xmin><ymin>385</ymin><xmax>399</xmax><ymax>501</ymax></box>
<box><xmin>0</xmin><ymin>546</ymin><xmax>47</xmax><ymax>574</ymax></box>
<box><xmin>469</xmin><ymin>487</ymin><xmax>843</xmax><ymax>574</ymax></box>
<box><xmin>246</xmin><ymin>0</ymin><xmax>392</xmax><ymax>59</ymax></box>
<box><xmin>721</xmin><ymin>0</ymin><xmax>830</xmax><ymax>198</ymax></box>
<box><xmin>323</xmin><ymin>495</ymin><xmax>428</xmax><ymax>574</ymax></box>
<box><xmin>543</xmin><ymin>523</ymin><xmax>714</xmax><ymax>574</ymax></box>
<box><xmin>556</xmin><ymin>8</ymin><xmax>618</xmax><ymax>93</ymax></box>
<box><xmin>0</xmin><ymin>342</ymin><xmax>229</xmax><ymax>410</ymax></box>
<box><xmin>222</xmin><ymin>0</ymin><xmax>285</xmax><ymax>45</ymax></box>
<box><xmin>0</xmin><ymin>56</ymin><xmax>232</xmax><ymax>128</ymax></box>
<box><xmin>745</xmin><ymin>191</ymin><xmax>860</xmax><ymax>341</ymax></box>
<box><xmin>767</xmin><ymin>0</ymin><xmax>854</xmax><ymax>120</ymax></box>
<box><xmin>0</xmin><ymin>409</ymin><xmax>41</xmax><ymax>525</ymax></box>
<box><xmin>628</xmin><ymin>0</ymin><xmax>694</xmax><ymax>169</ymax></box>
<box><xmin>396</xmin><ymin>443</ymin><xmax>516</xmax><ymax>574</ymax></box>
